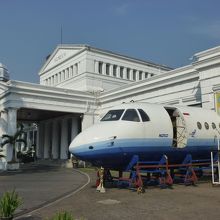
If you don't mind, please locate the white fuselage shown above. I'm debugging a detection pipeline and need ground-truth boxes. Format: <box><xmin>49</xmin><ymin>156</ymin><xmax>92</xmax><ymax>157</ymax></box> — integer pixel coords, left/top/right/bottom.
<box><xmin>69</xmin><ymin>102</ymin><xmax>220</xmax><ymax>170</ymax></box>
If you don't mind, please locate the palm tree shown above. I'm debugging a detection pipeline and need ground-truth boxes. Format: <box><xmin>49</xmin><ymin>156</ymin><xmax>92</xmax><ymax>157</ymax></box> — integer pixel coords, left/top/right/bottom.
<box><xmin>1</xmin><ymin>124</ymin><xmax>26</xmax><ymax>162</ymax></box>
<box><xmin>0</xmin><ymin>149</ymin><xmax>5</xmax><ymax>159</ymax></box>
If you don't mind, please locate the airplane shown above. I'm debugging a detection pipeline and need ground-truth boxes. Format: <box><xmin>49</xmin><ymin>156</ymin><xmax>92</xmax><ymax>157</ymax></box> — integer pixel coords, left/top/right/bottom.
<box><xmin>69</xmin><ymin>102</ymin><xmax>220</xmax><ymax>171</ymax></box>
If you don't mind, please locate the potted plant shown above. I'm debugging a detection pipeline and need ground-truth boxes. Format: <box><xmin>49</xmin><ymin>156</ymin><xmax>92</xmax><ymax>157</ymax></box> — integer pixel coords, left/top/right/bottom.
<box><xmin>1</xmin><ymin>124</ymin><xmax>26</xmax><ymax>170</ymax></box>
<box><xmin>0</xmin><ymin>190</ymin><xmax>22</xmax><ymax>220</ymax></box>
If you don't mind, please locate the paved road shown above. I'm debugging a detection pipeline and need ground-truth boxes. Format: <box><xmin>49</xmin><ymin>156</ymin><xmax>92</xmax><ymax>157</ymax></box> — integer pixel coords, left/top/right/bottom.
<box><xmin>25</xmin><ymin>170</ymin><xmax>220</xmax><ymax>220</ymax></box>
<box><xmin>0</xmin><ymin>164</ymin><xmax>88</xmax><ymax>216</ymax></box>
<box><xmin>2</xmin><ymin>166</ymin><xmax>220</xmax><ymax>220</ymax></box>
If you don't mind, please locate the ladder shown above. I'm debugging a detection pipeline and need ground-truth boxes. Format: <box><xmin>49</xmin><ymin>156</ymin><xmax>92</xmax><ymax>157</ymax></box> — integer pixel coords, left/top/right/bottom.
<box><xmin>211</xmin><ymin>138</ymin><xmax>220</xmax><ymax>185</ymax></box>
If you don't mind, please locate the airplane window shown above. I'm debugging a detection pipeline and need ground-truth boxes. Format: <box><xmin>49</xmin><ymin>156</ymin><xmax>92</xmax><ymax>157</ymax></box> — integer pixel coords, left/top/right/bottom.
<box><xmin>138</xmin><ymin>109</ymin><xmax>150</xmax><ymax>122</ymax></box>
<box><xmin>212</xmin><ymin>122</ymin><xmax>216</xmax><ymax>129</ymax></box>
<box><xmin>122</xmin><ymin>109</ymin><xmax>140</xmax><ymax>122</ymax></box>
<box><xmin>101</xmin><ymin>109</ymin><xmax>124</xmax><ymax>121</ymax></box>
<box><xmin>197</xmin><ymin>122</ymin><xmax>202</xmax><ymax>130</ymax></box>
<box><xmin>204</xmin><ymin>122</ymin><xmax>209</xmax><ymax>130</ymax></box>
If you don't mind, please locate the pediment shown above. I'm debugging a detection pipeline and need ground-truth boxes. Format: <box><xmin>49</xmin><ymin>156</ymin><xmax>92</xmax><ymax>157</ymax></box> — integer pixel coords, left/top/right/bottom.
<box><xmin>41</xmin><ymin>46</ymin><xmax>85</xmax><ymax>73</ymax></box>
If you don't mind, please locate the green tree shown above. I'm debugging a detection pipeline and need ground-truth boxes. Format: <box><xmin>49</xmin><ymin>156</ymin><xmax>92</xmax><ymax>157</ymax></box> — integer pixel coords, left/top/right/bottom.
<box><xmin>0</xmin><ymin>124</ymin><xmax>26</xmax><ymax>162</ymax></box>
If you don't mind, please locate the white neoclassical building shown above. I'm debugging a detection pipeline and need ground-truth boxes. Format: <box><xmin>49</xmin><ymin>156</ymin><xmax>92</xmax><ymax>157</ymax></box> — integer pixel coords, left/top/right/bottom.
<box><xmin>1</xmin><ymin>44</ymin><xmax>220</xmax><ymax>169</ymax></box>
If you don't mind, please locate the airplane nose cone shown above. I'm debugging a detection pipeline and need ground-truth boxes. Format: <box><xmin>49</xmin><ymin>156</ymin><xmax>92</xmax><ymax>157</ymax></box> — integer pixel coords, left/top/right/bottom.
<box><xmin>69</xmin><ymin>122</ymin><xmax>118</xmax><ymax>159</ymax></box>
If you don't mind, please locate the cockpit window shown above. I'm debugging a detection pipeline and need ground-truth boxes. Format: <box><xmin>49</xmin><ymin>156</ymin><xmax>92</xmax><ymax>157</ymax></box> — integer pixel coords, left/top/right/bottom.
<box><xmin>101</xmin><ymin>109</ymin><xmax>124</xmax><ymax>121</ymax></box>
<box><xmin>138</xmin><ymin>109</ymin><xmax>150</xmax><ymax>122</ymax></box>
<box><xmin>122</xmin><ymin>109</ymin><xmax>140</xmax><ymax>122</ymax></box>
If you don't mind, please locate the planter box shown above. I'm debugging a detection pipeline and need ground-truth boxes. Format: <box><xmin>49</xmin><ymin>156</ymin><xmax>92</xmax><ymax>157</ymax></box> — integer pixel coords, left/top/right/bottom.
<box><xmin>0</xmin><ymin>161</ymin><xmax>7</xmax><ymax>171</ymax></box>
<box><xmin>0</xmin><ymin>216</ymin><xmax>13</xmax><ymax>220</ymax></box>
<box><xmin>6</xmin><ymin>163</ymin><xmax>20</xmax><ymax>171</ymax></box>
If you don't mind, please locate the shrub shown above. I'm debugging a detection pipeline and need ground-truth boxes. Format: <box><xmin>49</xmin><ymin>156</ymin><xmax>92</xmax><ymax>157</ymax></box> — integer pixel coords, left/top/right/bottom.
<box><xmin>0</xmin><ymin>190</ymin><xmax>22</xmax><ymax>218</ymax></box>
<box><xmin>49</xmin><ymin>211</ymin><xmax>75</xmax><ymax>220</ymax></box>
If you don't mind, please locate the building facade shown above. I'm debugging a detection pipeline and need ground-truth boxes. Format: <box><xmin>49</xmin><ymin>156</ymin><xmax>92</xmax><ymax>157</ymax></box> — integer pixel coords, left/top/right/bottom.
<box><xmin>1</xmin><ymin>44</ymin><xmax>220</xmax><ymax>169</ymax></box>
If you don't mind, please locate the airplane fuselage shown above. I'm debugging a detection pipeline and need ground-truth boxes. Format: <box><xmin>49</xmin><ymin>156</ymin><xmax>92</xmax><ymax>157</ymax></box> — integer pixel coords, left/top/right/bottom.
<box><xmin>69</xmin><ymin>103</ymin><xmax>220</xmax><ymax>170</ymax></box>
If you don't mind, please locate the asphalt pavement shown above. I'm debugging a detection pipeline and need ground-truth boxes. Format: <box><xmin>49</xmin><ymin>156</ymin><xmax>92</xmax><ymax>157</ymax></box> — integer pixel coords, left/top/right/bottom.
<box><xmin>1</xmin><ymin>164</ymin><xmax>220</xmax><ymax>220</ymax></box>
<box><xmin>0</xmin><ymin>163</ymin><xmax>88</xmax><ymax>218</ymax></box>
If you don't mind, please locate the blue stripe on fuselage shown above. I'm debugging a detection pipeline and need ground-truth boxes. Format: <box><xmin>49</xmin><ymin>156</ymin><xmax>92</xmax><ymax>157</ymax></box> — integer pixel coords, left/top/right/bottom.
<box><xmin>70</xmin><ymin>138</ymin><xmax>217</xmax><ymax>170</ymax></box>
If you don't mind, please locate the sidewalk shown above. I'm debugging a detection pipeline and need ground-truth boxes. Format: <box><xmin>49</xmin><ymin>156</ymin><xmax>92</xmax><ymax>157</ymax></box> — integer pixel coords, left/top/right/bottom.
<box><xmin>0</xmin><ymin>163</ymin><xmax>88</xmax><ymax>217</ymax></box>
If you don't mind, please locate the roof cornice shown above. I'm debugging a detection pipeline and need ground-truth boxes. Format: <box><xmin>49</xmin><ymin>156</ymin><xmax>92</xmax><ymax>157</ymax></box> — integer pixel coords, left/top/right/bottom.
<box><xmin>38</xmin><ymin>44</ymin><xmax>172</xmax><ymax>75</ymax></box>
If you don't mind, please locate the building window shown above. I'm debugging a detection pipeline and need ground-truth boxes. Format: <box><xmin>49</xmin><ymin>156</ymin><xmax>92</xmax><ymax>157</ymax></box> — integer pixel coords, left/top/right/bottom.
<box><xmin>113</xmin><ymin>65</ymin><xmax>117</xmax><ymax>77</ymax></box>
<box><xmin>98</xmin><ymin>62</ymin><xmax>103</xmax><ymax>74</ymax></box>
<box><xmin>120</xmin><ymin>67</ymin><xmax>123</xmax><ymax>78</ymax></box>
<box><xmin>127</xmin><ymin>68</ymin><xmax>130</xmax><ymax>79</ymax></box>
<box><xmin>145</xmin><ymin>72</ymin><xmax>148</xmax><ymax>78</ymax></box>
<box><xmin>106</xmin><ymin>63</ymin><xmax>110</xmax><ymax>75</ymax></box>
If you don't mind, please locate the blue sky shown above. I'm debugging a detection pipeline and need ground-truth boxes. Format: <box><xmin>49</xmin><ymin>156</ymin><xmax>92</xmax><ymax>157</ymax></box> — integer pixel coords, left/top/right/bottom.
<box><xmin>0</xmin><ymin>0</ymin><xmax>220</xmax><ymax>83</ymax></box>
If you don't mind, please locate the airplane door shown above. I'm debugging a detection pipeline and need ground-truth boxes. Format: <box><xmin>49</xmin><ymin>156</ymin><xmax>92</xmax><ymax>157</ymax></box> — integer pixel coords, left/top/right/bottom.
<box><xmin>173</xmin><ymin>110</ymin><xmax>188</xmax><ymax>148</ymax></box>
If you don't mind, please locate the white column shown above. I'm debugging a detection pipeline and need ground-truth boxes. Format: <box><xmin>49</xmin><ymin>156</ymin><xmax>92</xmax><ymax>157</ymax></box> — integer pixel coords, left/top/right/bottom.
<box><xmin>139</xmin><ymin>71</ymin><xmax>143</xmax><ymax>80</ymax></box>
<box><xmin>94</xmin><ymin>61</ymin><xmax>99</xmax><ymax>73</ymax></box>
<box><xmin>116</xmin><ymin>66</ymin><xmax>120</xmax><ymax>78</ymax></box>
<box><xmin>36</xmin><ymin>122</ymin><xmax>44</xmax><ymax>158</ymax></box>
<box><xmin>52</xmin><ymin>120</ymin><xmax>59</xmax><ymax>159</ymax></box>
<box><xmin>7</xmin><ymin>108</ymin><xmax>17</xmax><ymax>135</ymax></box>
<box><xmin>43</xmin><ymin>122</ymin><xmax>50</xmax><ymax>159</ymax></box>
<box><xmin>123</xmin><ymin>67</ymin><xmax>127</xmax><ymax>79</ymax></box>
<box><xmin>58</xmin><ymin>72</ymin><xmax>61</xmax><ymax>83</ymax></box>
<box><xmin>69</xmin><ymin>66</ymin><xmax>73</xmax><ymax>78</ymax></box>
<box><xmin>136</xmin><ymin>70</ymin><xmax>139</xmax><ymax>81</ymax></box>
<box><xmin>146</xmin><ymin>72</ymin><xmax>150</xmax><ymax>78</ymax></box>
<box><xmin>77</xmin><ymin>62</ymin><xmax>81</xmax><ymax>74</ymax></box>
<box><xmin>129</xmin><ymin>69</ymin><xmax>133</xmax><ymax>81</ymax></box>
<box><xmin>82</xmin><ymin>114</ymin><xmax>93</xmax><ymax>131</ymax></box>
<box><xmin>0</xmin><ymin>110</ymin><xmax>8</xmax><ymax>164</ymax></box>
<box><xmin>71</xmin><ymin>117</ymin><xmax>79</xmax><ymax>141</ymax></box>
<box><xmin>0</xmin><ymin>110</ymin><xmax>8</xmax><ymax>137</ymax></box>
<box><xmin>60</xmin><ymin>118</ymin><xmax>68</xmax><ymax>159</ymax></box>
<box><xmin>6</xmin><ymin>108</ymin><xmax>17</xmax><ymax>162</ymax></box>
<box><xmin>109</xmin><ymin>64</ymin><xmax>113</xmax><ymax>76</ymax></box>
<box><xmin>102</xmin><ymin>63</ymin><xmax>106</xmax><ymax>75</ymax></box>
